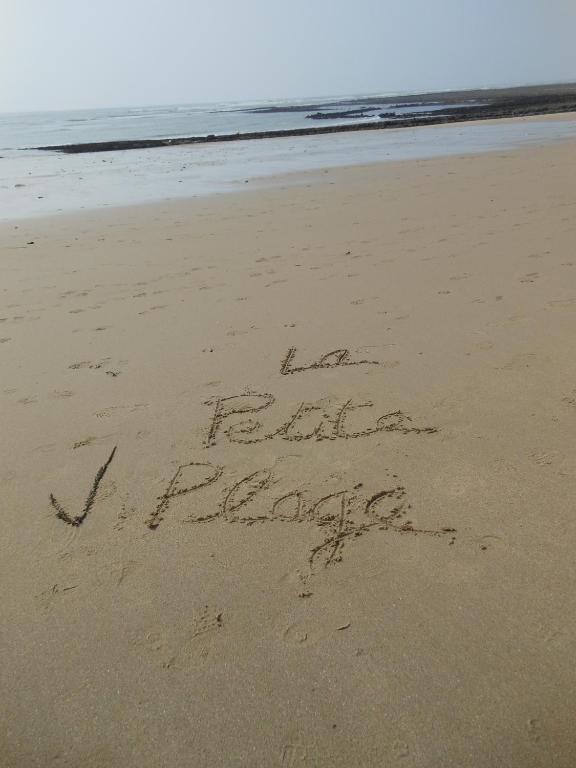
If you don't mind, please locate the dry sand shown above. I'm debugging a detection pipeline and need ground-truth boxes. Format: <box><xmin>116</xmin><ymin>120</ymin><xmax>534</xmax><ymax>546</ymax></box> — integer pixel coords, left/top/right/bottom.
<box><xmin>1</xmin><ymin>138</ymin><xmax>576</xmax><ymax>767</ymax></box>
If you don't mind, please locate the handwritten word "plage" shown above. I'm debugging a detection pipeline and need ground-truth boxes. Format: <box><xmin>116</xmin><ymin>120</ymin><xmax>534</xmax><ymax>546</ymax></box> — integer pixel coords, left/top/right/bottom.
<box><xmin>146</xmin><ymin>462</ymin><xmax>456</xmax><ymax>570</ymax></box>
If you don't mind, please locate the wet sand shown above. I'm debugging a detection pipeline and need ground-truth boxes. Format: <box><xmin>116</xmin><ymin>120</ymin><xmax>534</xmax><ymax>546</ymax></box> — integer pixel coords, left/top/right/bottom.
<box><xmin>2</xmin><ymin>139</ymin><xmax>576</xmax><ymax>767</ymax></box>
<box><xmin>5</xmin><ymin>112</ymin><xmax>576</xmax><ymax>222</ymax></box>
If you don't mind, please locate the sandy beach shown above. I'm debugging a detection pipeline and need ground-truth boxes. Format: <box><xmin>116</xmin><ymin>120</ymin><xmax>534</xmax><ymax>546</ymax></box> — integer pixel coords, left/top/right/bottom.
<box><xmin>2</xmin><ymin>136</ymin><xmax>576</xmax><ymax>767</ymax></box>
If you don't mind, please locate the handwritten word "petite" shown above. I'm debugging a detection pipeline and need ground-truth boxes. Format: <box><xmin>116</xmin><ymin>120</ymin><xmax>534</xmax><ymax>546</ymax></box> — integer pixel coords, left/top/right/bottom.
<box><xmin>204</xmin><ymin>393</ymin><xmax>437</xmax><ymax>448</ymax></box>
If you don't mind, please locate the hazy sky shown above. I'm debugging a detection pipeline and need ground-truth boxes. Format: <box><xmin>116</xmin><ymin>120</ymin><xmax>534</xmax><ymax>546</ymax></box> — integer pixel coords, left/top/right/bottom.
<box><xmin>2</xmin><ymin>0</ymin><xmax>576</xmax><ymax>113</ymax></box>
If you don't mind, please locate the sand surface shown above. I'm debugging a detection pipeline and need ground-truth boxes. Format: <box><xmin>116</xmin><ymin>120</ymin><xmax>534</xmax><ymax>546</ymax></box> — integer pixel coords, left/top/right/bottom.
<box><xmin>2</xmin><ymin>140</ymin><xmax>576</xmax><ymax>767</ymax></box>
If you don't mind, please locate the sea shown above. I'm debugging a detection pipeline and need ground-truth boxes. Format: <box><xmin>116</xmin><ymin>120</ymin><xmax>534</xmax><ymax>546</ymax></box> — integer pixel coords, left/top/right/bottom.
<box><xmin>2</xmin><ymin>94</ymin><xmax>576</xmax><ymax>220</ymax></box>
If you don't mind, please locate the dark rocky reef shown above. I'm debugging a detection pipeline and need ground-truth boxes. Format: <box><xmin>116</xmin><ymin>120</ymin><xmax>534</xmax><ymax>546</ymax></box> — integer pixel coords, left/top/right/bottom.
<box><xmin>235</xmin><ymin>83</ymin><xmax>576</xmax><ymax>114</ymax></box>
<box><xmin>306</xmin><ymin>108</ymin><xmax>377</xmax><ymax>120</ymax></box>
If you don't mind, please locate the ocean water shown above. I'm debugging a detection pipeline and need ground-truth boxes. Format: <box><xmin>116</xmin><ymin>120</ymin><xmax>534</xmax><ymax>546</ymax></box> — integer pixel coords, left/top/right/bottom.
<box><xmin>1</xmin><ymin>96</ymin><xmax>576</xmax><ymax>220</ymax></box>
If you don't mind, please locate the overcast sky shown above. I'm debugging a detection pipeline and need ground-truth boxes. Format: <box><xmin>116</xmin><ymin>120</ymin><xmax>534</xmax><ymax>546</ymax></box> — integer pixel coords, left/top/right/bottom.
<box><xmin>2</xmin><ymin>0</ymin><xmax>576</xmax><ymax>113</ymax></box>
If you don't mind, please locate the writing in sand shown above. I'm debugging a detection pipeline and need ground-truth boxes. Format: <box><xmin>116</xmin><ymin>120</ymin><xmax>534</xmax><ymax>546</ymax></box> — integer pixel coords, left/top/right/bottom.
<box><xmin>49</xmin><ymin>346</ymin><xmax>456</xmax><ymax>571</ymax></box>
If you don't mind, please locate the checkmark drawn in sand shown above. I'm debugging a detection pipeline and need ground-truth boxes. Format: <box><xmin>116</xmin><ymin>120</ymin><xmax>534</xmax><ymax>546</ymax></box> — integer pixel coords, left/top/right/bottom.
<box><xmin>49</xmin><ymin>446</ymin><xmax>118</xmax><ymax>527</ymax></box>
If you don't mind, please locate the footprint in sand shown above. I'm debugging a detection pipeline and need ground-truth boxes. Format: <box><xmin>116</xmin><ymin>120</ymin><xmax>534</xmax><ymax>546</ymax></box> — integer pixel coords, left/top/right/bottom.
<box><xmin>18</xmin><ymin>395</ymin><xmax>38</xmax><ymax>405</ymax></box>
<box><xmin>131</xmin><ymin>605</ymin><xmax>223</xmax><ymax>668</ymax></box>
<box><xmin>390</xmin><ymin>740</ymin><xmax>411</xmax><ymax>761</ymax></box>
<box><xmin>281</xmin><ymin>744</ymin><xmax>309</xmax><ymax>766</ymax></box>
<box><xmin>72</xmin><ymin>435</ymin><xmax>115</xmax><ymax>450</ymax></box>
<box><xmin>95</xmin><ymin>403</ymin><xmax>149</xmax><ymax>419</ymax></box>
<box><xmin>520</xmin><ymin>272</ymin><xmax>540</xmax><ymax>283</ymax></box>
<box><xmin>69</xmin><ymin>358</ymin><xmax>111</xmax><ymax>370</ymax></box>
<box><xmin>467</xmin><ymin>534</ymin><xmax>505</xmax><ymax>552</ymax></box>
<box><xmin>189</xmin><ymin>604</ymin><xmax>224</xmax><ymax>640</ymax></box>
<box><xmin>282</xmin><ymin>621</ymin><xmax>316</xmax><ymax>647</ymax></box>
